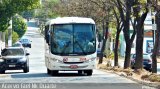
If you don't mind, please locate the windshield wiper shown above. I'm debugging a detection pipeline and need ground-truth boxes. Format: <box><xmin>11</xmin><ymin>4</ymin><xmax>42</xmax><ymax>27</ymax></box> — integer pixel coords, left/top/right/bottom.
<box><xmin>74</xmin><ymin>40</ymin><xmax>87</xmax><ymax>55</ymax></box>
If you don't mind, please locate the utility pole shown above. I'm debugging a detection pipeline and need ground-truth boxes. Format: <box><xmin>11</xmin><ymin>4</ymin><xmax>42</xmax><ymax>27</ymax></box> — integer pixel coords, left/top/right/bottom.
<box><xmin>8</xmin><ymin>17</ymin><xmax>12</xmax><ymax>47</ymax></box>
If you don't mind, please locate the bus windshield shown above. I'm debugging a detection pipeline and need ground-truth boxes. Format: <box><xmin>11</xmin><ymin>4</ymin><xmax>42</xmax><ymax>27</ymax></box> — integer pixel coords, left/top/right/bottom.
<box><xmin>50</xmin><ymin>24</ymin><xmax>96</xmax><ymax>55</ymax></box>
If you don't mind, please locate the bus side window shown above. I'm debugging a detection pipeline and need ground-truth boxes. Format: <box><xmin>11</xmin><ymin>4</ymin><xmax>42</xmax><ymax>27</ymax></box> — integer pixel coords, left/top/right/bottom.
<box><xmin>45</xmin><ymin>25</ymin><xmax>50</xmax><ymax>44</ymax></box>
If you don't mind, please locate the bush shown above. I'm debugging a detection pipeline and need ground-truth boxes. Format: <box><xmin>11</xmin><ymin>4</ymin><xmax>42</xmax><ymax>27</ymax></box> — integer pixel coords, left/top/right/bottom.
<box><xmin>5</xmin><ymin>30</ymin><xmax>19</xmax><ymax>45</ymax></box>
<box><xmin>12</xmin><ymin>31</ymin><xmax>19</xmax><ymax>43</ymax></box>
<box><xmin>13</xmin><ymin>15</ymin><xmax>27</xmax><ymax>38</ymax></box>
<box><xmin>148</xmin><ymin>74</ymin><xmax>160</xmax><ymax>82</ymax></box>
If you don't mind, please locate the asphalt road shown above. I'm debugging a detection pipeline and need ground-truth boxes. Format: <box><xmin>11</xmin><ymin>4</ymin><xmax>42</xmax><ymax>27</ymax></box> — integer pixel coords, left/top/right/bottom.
<box><xmin>0</xmin><ymin>20</ymin><xmax>156</xmax><ymax>89</ymax></box>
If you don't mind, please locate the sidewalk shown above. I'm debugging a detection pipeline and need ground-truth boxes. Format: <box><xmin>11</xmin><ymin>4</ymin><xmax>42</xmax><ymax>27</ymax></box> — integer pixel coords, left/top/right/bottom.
<box><xmin>102</xmin><ymin>57</ymin><xmax>160</xmax><ymax>68</ymax></box>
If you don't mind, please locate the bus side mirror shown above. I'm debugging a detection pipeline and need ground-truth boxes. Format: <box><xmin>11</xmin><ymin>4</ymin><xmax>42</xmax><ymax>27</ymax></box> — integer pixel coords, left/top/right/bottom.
<box><xmin>26</xmin><ymin>53</ymin><xmax>30</xmax><ymax>56</ymax></box>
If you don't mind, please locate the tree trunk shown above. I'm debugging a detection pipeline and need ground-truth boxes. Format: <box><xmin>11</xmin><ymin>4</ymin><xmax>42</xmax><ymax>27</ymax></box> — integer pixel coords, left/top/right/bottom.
<box><xmin>2</xmin><ymin>32</ymin><xmax>5</xmax><ymax>48</ymax></box>
<box><xmin>98</xmin><ymin>20</ymin><xmax>109</xmax><ymax>64</ymax></box>
<box><xmin>123</xmin><ymin>0</ymin><xmax>132</xmax><ymax>69</ymax></box>
<box><xmin>114</xmin><ymin>30</ymin><xmax>121</xmax><ymax>66</ymax></box>
<box><xmin>135</xmin><ymin>25</ymin><xmax>144</xmax><ymax>70</ymax></box>
<box><xmin>133</xmin><ymin>5</ymin><xmax>148</xmax><ymax>70</ymax></box>
<box><xmin>152</xmin><ymin>12</ymin><xmax>160</xmax><ymax>73</ymax></box>
<box><xmin>124</xmin><ymin>42</ymin><xmax>132</xmax><ymax>69</ymax></box>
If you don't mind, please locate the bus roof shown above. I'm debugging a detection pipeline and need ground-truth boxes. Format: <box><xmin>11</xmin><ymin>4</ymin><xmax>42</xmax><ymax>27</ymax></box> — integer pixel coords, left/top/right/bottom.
<box><xmin>45</xmin><ymin>17</ymin><xmax>95</xmax><ymax>25</ymax></box>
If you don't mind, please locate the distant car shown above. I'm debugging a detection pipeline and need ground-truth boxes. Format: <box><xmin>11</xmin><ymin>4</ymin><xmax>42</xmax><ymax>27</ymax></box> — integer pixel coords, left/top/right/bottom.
<box><xmin>19</xmin><ymin>38</ymin><xmax>31</xmax><ymax>48</ymax></box>
<box><xmin>12</xmin><ymin>42</ymin><xmax>23</xmax><ymax>47</ymax></box>
<box><xmin>130</xmin><ymin>54</ymin><xmax>152</xmax><ymax>71</ymax></box>
<box><xmin>0</xmin><ymin>47</ymin><xmax>30</xmax><ymax>73</ymax></box>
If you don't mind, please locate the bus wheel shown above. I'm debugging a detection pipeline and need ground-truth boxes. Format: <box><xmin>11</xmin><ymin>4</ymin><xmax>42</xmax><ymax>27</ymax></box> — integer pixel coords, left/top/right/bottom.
<box><xmin>0</xmin><ymin>70</ymin><xmax>5</xmax><ymax>74</ymax></box>
<box><xmin>51</xmin><ymin>70</ymin><xmax>58</xmax><ymax>76</ymax></box>
<box><xmin>78</xmin><ymin>70</ymin><xmax>83</xmax><ymax>75</ymax></box>
<box><xmin>47</xmin><ymin>68</ymin><xmax>51</xmax><ymax>74</ymax></box>
<box><xmin>84</xmin><ymin>70</ymin><xmax>93</xmax><ymax>76</ymax></box>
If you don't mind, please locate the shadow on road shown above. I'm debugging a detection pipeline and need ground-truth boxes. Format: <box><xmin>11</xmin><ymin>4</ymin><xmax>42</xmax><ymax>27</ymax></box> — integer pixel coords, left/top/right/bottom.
<box><xmin>49</xmin><ymin>73</ymin><xmax>86</xmax><ymax>77</ymax></box>
<box><xmin>10</xmin><ymin>72</ymin><xmax>86</xmax><ymax>79</ymax></box>
<box><xmin>11</xmin><ymin>73</ymin><xmax>50</xmax><ymax>78</ymax></box>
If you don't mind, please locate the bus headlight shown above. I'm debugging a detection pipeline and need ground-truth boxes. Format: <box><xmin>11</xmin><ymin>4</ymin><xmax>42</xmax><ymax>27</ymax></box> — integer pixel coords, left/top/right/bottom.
<box><xmin>85</xmin><ymin>57</ymin><xmax>96</xmax><ymax>63</ymax></box>
<box><xmin>51</xmin><ymin>58</ymin><xmax>63</xmax><ymax>63</ymax></box>
<box><xmin>57</xmin><ymin>60</ymin><xmax>63</xmax><ymax>63</ymax></box>
<box><xmin>0</xmin><ymin>59</ymin><xmax>4</xmax><ymax>62</ymax></box>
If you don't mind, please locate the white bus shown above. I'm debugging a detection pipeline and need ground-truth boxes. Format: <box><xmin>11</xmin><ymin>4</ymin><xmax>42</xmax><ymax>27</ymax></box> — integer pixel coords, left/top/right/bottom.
<box><xmin>44</xmin><ymin>17</ymin><xmax>97</xmax><ymax>76</ymax></box>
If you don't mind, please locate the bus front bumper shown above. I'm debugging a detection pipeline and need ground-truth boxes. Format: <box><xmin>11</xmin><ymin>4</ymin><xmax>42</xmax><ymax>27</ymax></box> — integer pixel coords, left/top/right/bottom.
<box><xmin>48</xmin><ymin>60</ymin><xmax>96</xmax><ymax>71</ymax></box>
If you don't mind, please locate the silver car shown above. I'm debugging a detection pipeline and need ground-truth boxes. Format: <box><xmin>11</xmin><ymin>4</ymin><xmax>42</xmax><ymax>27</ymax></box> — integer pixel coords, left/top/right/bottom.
<box><xmin>130</xmin><ymin>53</ymin><xmax>152</xmax><ymax>71</ymax></box>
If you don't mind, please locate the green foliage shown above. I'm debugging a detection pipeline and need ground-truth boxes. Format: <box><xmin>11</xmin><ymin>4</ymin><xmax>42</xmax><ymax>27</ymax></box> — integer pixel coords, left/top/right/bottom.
<box><xmin>109</xmin><ymin>22</ymin><xmax>117</xmax><ymax>39</ymax></box>
<box><xmin>21</xmin><ymin>10</ymin><xmax>35</xmax><ymax>19</ymax></box>
<box><xmin>5</xmin><ymin>30</ymin><xmax>19</xmax><ymax>44</ymax></box>
<box><xmin>35</xmin><ymin>0</ymin><xmax>59</xmax><ymax>19</ymax></box>
<box><xmin>13</xmin><ymin>15</ymin><xmax>27</xmax><ymax>38</ymax></box>
<box><xmin>0</xmin><ymin>0</ymin><xmax>40</xmax><ymax>32</ymax></box>
<box><xmin>12</xmin><ymin>31</ymin><xmax>19</xmax><ymax>44</ymax></box>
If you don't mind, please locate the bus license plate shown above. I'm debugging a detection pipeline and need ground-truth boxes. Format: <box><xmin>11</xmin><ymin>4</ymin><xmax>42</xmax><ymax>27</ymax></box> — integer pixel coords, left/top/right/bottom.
<box><xmin>69</xmin><ymin>65</ymin><xmax>78</xmax><ymax>69</ymax></box>
<box><xmin>9</xmin><ymin>65</ymin><xmax>15</xmax><ymax>67</ymax></box>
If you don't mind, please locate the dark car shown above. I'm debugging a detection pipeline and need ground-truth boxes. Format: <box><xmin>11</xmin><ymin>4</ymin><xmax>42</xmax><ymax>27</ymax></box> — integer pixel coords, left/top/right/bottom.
<box><xmin>0</xmin><ymin>47</ymin><xmax>30</xmax><ymax>73</ymax></box>
<box><xmin>19</xmin><ymin>38</ymin><xmax>31</xmax><ymax>48</ymax></box>
<box><xmin>131</xmin><ymin>54</ymin><xmax>152</xmax><ymax>71</ymax></box>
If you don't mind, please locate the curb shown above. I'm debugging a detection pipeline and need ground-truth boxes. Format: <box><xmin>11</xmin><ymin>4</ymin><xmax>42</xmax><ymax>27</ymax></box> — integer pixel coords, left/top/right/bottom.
<box><xmin>0</xmin><ymin>74</ymin><xmax>10</xmax><ymax>78</ymax></box>
<box><xmin>99</xmin><ymin>69</ymin><xmax>159</xmax><ymax>89</ymax></box>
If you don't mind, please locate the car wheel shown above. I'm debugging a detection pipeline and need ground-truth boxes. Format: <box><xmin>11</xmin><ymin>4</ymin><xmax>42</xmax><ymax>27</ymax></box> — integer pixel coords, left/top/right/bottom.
<box><xmin>47</xmin><ymin>68</ymin><xmax>51</xmax><ymax>74</ymax></box>
<box><xmin>23</xmin><ymin>64</ymin><xmax>29</xmax><ymax>73</ymax></box>
<box><xmin>148</xmin><ymin>68</ymin><xmax>152</xmax><ymax>72</ymax></box>
<box><xmin>84</xmin><ymin>70</ymin><xmax>93</xmax><ymax>76</ymax></box>
<box><xmin>29</xmin><ymin>44</ymin><xmax>31</xmax><ymax>48</ymax></box>
<box><xmin>0</xmin><ymin>70</ymin><xmax>5</xmax><ymax>74</ymax></box>
<box><xmin>51</xmin><ymin>70</ymin><xmax>58</xmax><ymax>76</ymax></box>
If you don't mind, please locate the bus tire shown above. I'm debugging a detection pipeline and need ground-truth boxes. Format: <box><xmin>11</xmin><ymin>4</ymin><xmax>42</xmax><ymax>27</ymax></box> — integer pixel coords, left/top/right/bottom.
<box><xmin>51</xmin><ymin>70</ymin><xmax>58</xmax><ymax>76</ymax></box>
<box><xmin>78</xmin><ymin>70</ymin><xmax>83</xmax><ymax>75</ymax></box>
<box><xmin>0</xmin><ymin>70</ymin><xmax>5</xmax><ymax>74</ymax></box>
<box><xmin>47</xmin><ymin>68</ymin><xmax>51</xmax><ymax>74</ymax></box>
<box><xmin>84</xmin><ymin>70</ymin><xmax>93</xmax><ymax>76</ymax></box>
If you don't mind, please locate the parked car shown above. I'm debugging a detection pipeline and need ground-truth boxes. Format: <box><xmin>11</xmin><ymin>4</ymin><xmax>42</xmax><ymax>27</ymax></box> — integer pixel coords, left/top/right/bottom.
<box><xmin>12</xmin><ymin>42</ymin><xmax>23</xmax><ymax>47</ymax></box>
<box><xmin>19</xmin><ymin>38</ymin><xmax>31</xmax><ymax>48</ymax></box>
<box><xmin>130</xmin><ymin>53</ymin><xmax>152</xmax><ymax>71</ymax></box>
<box><xmin>0</xmin><ymin>47</ymin><xmax>30</xmax><ymax>73</ymax></box>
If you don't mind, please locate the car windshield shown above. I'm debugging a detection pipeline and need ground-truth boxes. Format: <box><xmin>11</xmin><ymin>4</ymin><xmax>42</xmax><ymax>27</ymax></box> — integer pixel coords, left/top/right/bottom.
<box><xmin>132</xmin><ymin>54</ymin><xmax>150</xmax><ymax>59</ymax></box>
<box><xmin>20</xmin><ymin>39</ymin><xmax>29</xmax><ymax>43</ymax></box>
<box><xmin>50</xmin><ymin>24</ymin><xmax>96</xmax><ymax>55</ymax></box>
<box><xmin>1</xmin><ymin>48</ymin><xmax>24</xmax><ymax>56</ymax></box>
<box><xmin>143</xmin><ymin>54</ymin><xmax>150</xmax><ymax>59</ymax></box>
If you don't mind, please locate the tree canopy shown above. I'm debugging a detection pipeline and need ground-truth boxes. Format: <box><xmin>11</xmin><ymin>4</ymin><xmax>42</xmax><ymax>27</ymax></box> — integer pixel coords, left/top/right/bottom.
<box><xmin>0</xmin><ymin>0</ymin><xmax>40</xmax><ymax>32</ymax></box>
